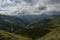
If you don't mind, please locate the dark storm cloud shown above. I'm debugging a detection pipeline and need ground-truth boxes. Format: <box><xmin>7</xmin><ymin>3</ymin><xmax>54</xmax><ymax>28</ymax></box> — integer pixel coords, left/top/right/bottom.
<box><xmin>38</xmin><ymin>6</ymin><xmax>46</xmax><ymax>10</ymax></box>
<box><xmin>23</xmin><ymin>0</ymin><xmax>32</xmax><ymax>3</ymax></box>
<box><xmin>46</xmin><ymin>0</ymin><xmax>60</xmax><ymax>4</ymax></box>
<box><xmin>23</xmin><ymin>0</ymin><xmax>39</xmax><ymax>5</ymax></box>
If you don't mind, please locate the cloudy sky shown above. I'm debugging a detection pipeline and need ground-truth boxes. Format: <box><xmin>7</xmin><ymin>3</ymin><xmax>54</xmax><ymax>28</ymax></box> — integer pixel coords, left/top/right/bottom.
<box><xmin>0</xmin><ymin>0</ymin><xmax>60</xmax><ymax>15</ymax></box>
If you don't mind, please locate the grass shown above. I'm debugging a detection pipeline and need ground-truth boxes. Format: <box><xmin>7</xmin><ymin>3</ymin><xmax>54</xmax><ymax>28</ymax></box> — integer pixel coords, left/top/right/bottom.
<box><xmin>37</xmin><ymin>29</ymin><xmax>60</xmax><ymax>40</ymax></box>
<box><xmin>0</xmin><ymin>29</ymin><xmax>60</xmax><ymax>40</ymax></box>
<box><xmin>0</xmin><ymin>30</ymin><xmax>31</xmax><ymax>40</ymax></box>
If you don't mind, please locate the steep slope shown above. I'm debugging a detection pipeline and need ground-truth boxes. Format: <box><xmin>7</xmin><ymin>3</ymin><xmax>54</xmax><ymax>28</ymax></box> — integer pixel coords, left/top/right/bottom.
<box><xmin>26</xmin><ymin>15</ymin><xmax>60</xmax><ymax>29</ymax></box>
<box><xmin>0</xmin><ymin>30</ymin><xmax>31</xmax><ymax>40</ymax></box>
<box><xmin>38</xmin><ymin>28</ymin><xmax>60</xmax><ymax>40</ymax></box>
<box><xmin>0</xmin><ymin>14</ymin><xmax>25</xmax><ymax>32</ymax></box>
<box><xmin>28</xmin><ymin>15</ymin><xmax>60</xmax><ymax>40</ymax></box>
<box><xmin>15</xmin><ymin>15</ymin><xmax>60</xmax><ymax>40</ymax></box>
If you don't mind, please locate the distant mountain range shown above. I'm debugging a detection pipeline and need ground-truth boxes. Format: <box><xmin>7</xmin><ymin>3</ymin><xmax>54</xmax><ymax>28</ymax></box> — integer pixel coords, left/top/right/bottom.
<box><xmin>0</xmin><ymin>10</ymin><xmax>60</xmax><ymax>24</ymax></box>
<box><xmin>15</xmin><ymin>11</ymin><xmax>60</xmax><ymax>24</ymax></box>
<box><xmin>0</xmin><ymin>9</ymin><xmax>60</xmax><ymax>32</ymax></box>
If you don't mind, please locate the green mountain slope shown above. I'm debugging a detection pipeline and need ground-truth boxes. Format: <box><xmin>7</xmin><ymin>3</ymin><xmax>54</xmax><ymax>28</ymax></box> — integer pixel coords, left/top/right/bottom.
<box><xmin>0</xmin><ymin>15</ymin><xmax>60</xmax><ymax>40</ymax></box>
<box><xmin>29</xmin><ymin>15</ymin><xmax>60</xmax><ymax>40</ymax></box>
<box><xmin>0</xmin><ymin>30</ymin><xmax>31</xmax><ymax>40</ymax></box>
<box><xmin>0</xmin><ymin>14</ymin><xmax>25</xmax><ymax>32</ymax></box>
<box><xmin>0</xmin><ymin>29</ymin><xmax>60</xmax><ymax>40</ymax></box>
<box><xmin>15</xmin><ymin>15</ymin><xmax>60</xmax><ymax>40</ymax></box>
<box><xmin>38</xmin><ymin>27</ymin><xmax>60</xmax><ymax>40</ymax></box>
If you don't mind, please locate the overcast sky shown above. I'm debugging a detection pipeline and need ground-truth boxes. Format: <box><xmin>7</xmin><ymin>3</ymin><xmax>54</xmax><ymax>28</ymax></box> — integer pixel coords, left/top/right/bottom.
<box><xmin>0</xmin><ymin>0</ymin><xmax>60</xmax><ymax>15</ymax></box>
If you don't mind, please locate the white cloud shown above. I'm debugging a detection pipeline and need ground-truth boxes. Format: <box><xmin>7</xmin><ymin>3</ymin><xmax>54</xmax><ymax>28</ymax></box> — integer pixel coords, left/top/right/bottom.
<box><xmin>0</xmin><ymin>0</ymin><xmax>60</xmax><ymax>15</ymax></box>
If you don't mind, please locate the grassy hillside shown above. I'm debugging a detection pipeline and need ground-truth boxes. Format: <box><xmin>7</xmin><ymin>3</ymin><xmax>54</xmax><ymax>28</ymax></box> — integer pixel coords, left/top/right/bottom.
<box><xmin>38</xmin><ymin>28</ymin><xmax>60</xmax><ymax>40</ymax></box>
<box><xmin>0</xmin><ymin>14</ymin><xmax>25</xmax><ymax>32</ymax></box>
<box><xmin>15</xmin><ymin>15</ymin><xmax>60</xmax><ymax>40</ymax></box>
<box><xmin>0</xmin><ymin>29</ymin><xmax>60</xmax><ymax>40</ymax></box>
<box><xmin>0</xmin><ymin>30</ymin><xmax>31</xmax><ymax>40</ymax></box>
